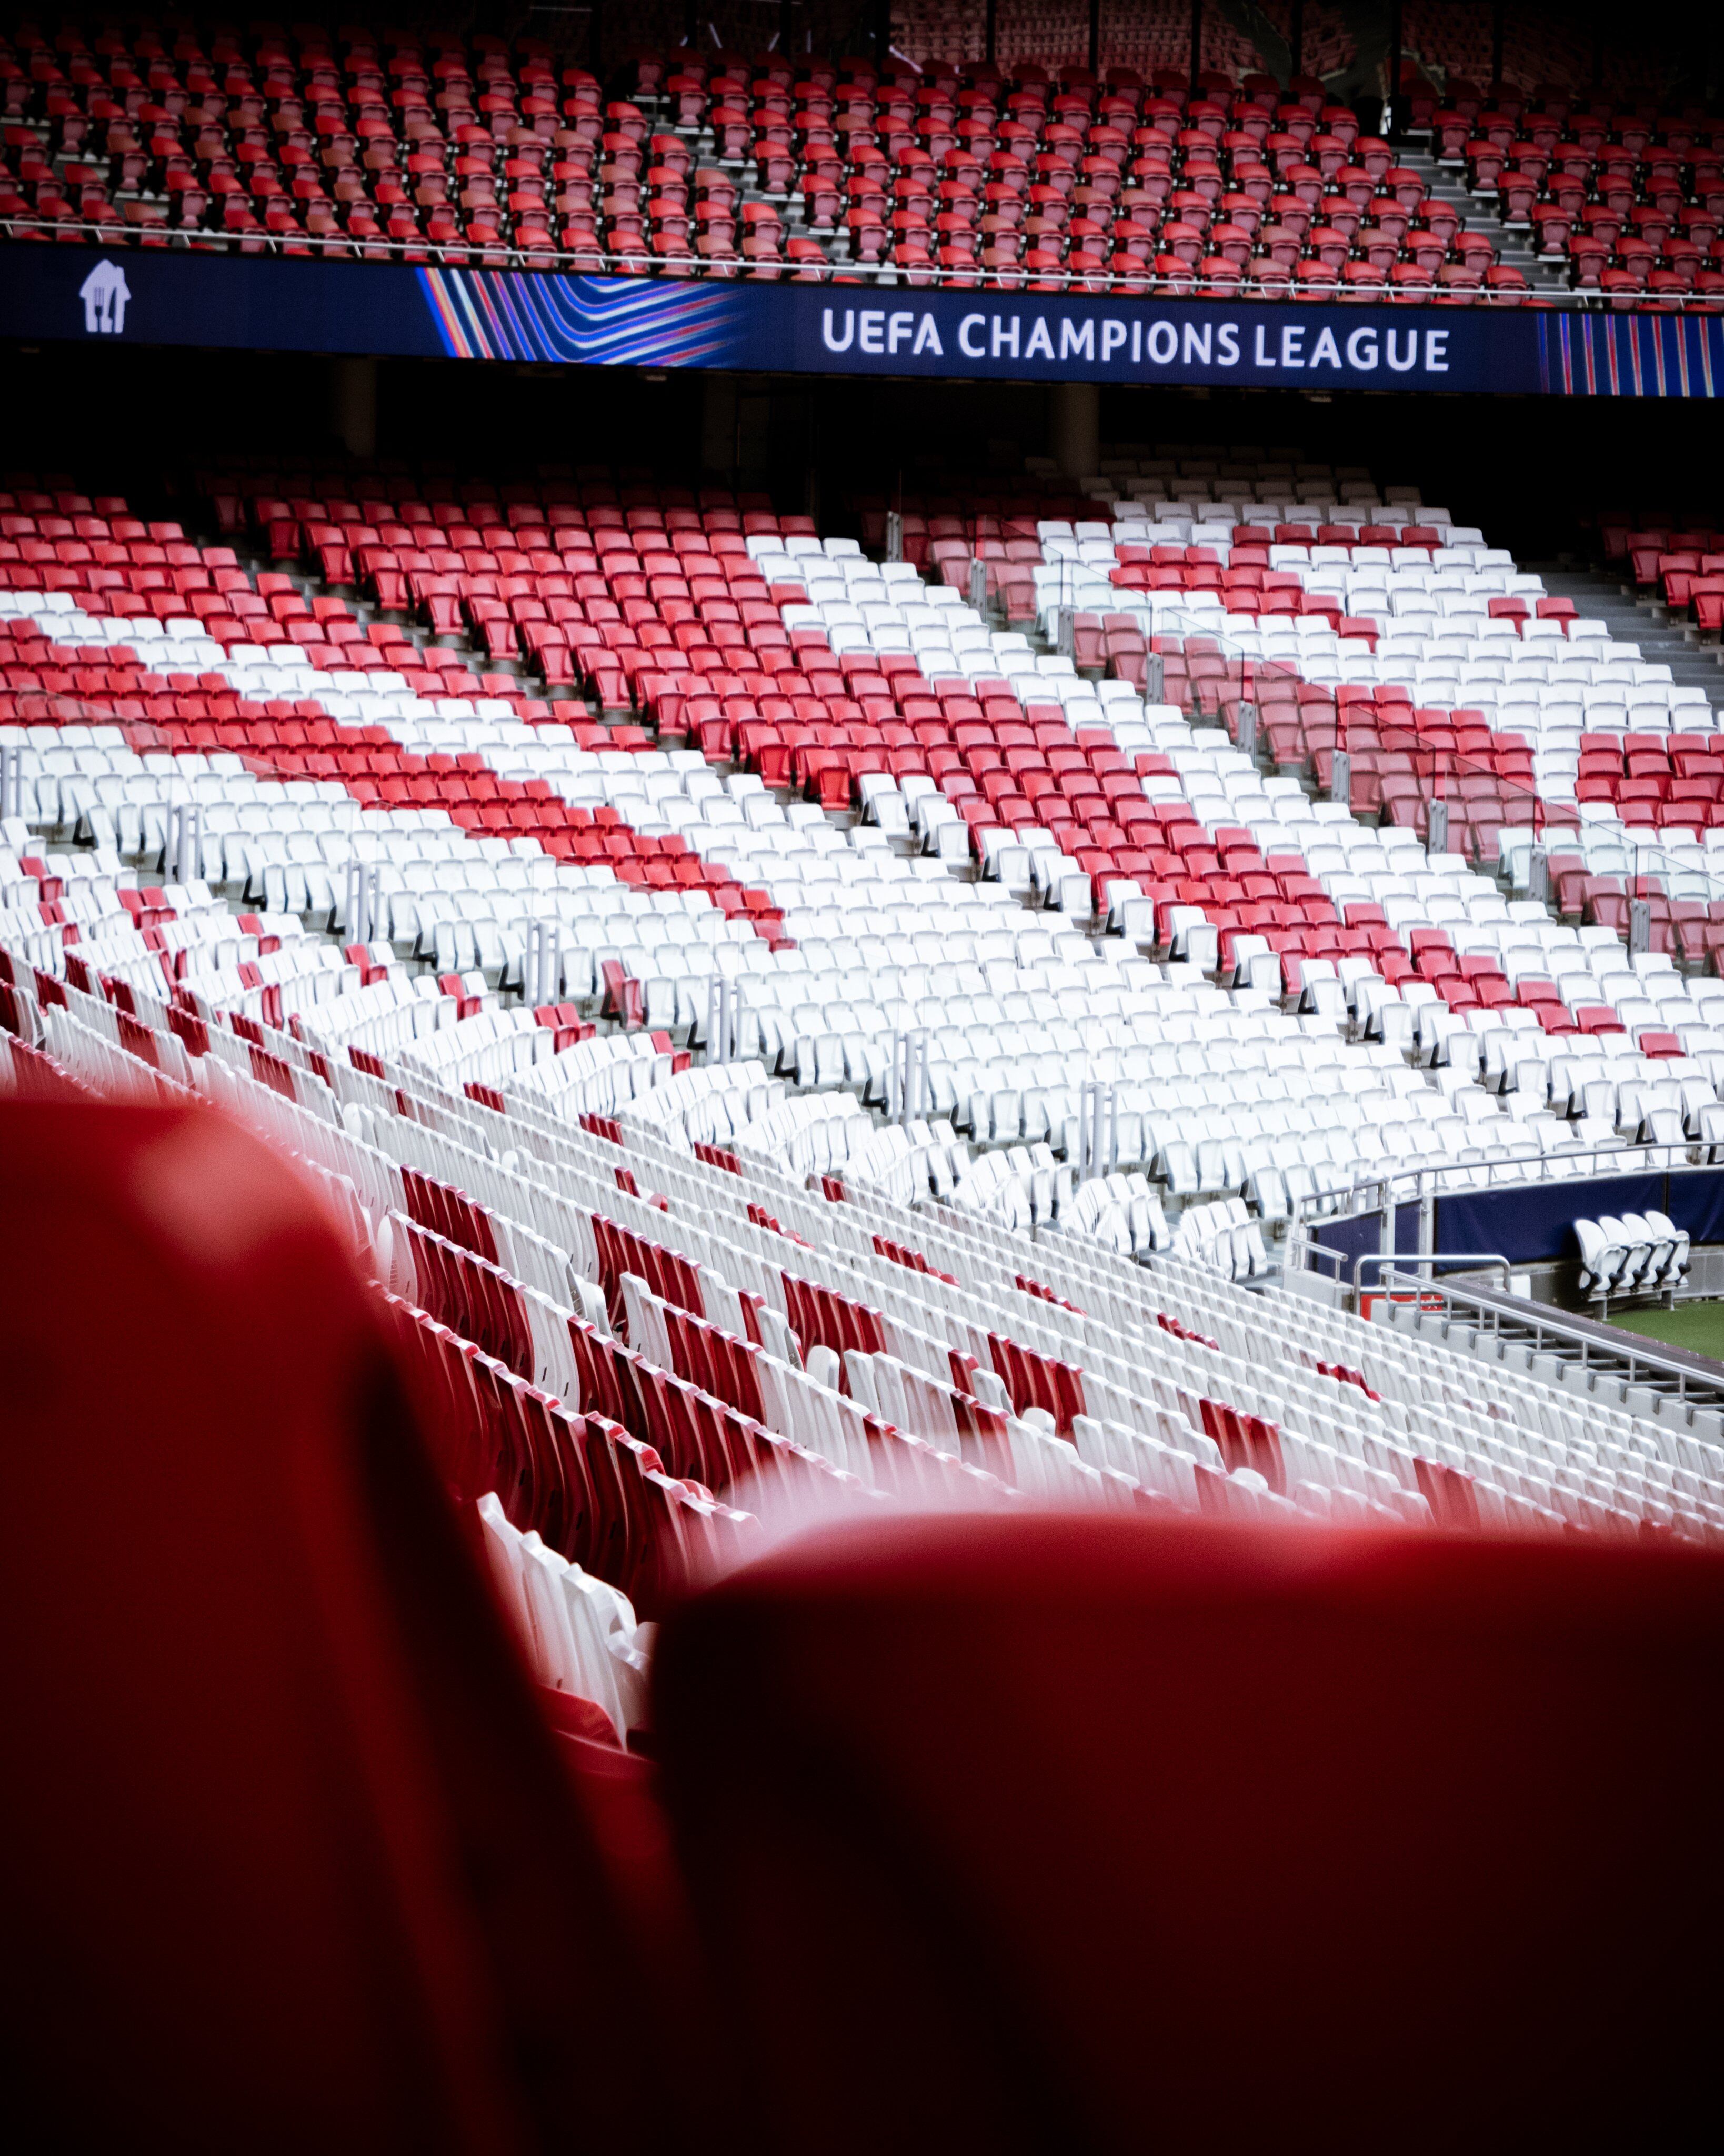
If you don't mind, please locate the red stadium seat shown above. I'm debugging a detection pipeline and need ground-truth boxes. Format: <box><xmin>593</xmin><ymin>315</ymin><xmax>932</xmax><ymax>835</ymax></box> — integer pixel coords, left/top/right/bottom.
<box><xmin>0</xmin><ymin>1102</ymin><xmax>695</xmax><ymax>2151</ymax></box>
<box><xmin>656</xmin><ymin>1510</ymin><xmax>1723</xmax><ymax>2151</ymax></box>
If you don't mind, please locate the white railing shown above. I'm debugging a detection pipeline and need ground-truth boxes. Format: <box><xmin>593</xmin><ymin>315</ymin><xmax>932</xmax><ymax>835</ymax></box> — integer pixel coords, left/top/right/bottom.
<box><xmin>1288</xmin><ymin>1139</ymin><xmax>1714</xmax><ymax>1285</ymax></box>
<box><xmin>0</xmin><ymin>214</ymin><xmax>1682</xmax><ymax>308</ymax></box>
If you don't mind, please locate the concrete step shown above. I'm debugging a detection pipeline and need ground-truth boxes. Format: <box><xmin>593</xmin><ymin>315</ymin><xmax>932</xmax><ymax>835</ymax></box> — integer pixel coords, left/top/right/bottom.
<box><xmin>1526</xmin><ymin>562</ymin><xmax>1724</xmax><ymax>707</ymax></box>
<box><xmin>1394</xmin><ymin>144</ymin><xmax>1573</xmax><ymax>290</ymax></box>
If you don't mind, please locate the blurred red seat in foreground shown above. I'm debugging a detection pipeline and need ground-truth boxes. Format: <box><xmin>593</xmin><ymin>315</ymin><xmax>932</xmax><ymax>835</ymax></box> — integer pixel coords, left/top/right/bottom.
<box><xmin>655</xmin><ymin>1511</ymin><xmax>1723</xmax><ymax>2154</ymax></box>
<box><xmin>0</xmin><ymin>1103</ymin><xmax>690</xmax><ymax>2154</ymax></box>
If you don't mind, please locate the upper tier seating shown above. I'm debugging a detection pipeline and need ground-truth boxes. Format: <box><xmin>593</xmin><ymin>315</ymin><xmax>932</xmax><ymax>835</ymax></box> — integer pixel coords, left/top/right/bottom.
<box><xmin>1425</xmin><ymin>76</ymin><xmax>1724</xmax><ymax>306</ymax></box>
<box><xmin>0</xmin><ymin>14</ymin><xmax>1534</xmax><ymax>300</ymax></box>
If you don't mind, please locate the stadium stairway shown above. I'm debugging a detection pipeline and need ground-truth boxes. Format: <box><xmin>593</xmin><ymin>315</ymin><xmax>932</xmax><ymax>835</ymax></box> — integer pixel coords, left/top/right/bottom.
<box><xmin>1392</xmin><ymin>139</ymin><xmax>1567</xmax><ymax>296</ymax></box>
<box><xmin>1532</xmin><ymin>559</ymin><xmax>1724</xmax><ymax>693</ymax></box>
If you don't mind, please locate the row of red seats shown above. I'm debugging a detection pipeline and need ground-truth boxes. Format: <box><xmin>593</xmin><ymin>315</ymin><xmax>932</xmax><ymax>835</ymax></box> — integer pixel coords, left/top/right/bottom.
<box><xmin>660</xmin><ymin>49</ymin><xmax>1352</xmax><ymax>128</ymax></box>
<box><xmin>1570</xmin><ymin>262</ymin><xmax>1724</xmax><ymax>310</ymax></box>
<box><xmin>1538</xmin><ymin>200</ymin><xmax>1724</xmax><ymax>248</ymax></box>
<box><xmin>197</xmin><ymin>466</ymin><xmax>821</xmax><ymax>707</ymax></box>
<box><xmin>387</xmin><ymin>1282</ymin><xmax>752</xmax><ymax>1622</ymax></box>
<box><xmin>5</xmin><ymin>218</ymin><xmax>1530</xmax><ymax>296</ymax></box>
<box><xmin>1583</xmin><ymin>791</ymin><xmax>1724</xmax><ymax>830</ymax></box>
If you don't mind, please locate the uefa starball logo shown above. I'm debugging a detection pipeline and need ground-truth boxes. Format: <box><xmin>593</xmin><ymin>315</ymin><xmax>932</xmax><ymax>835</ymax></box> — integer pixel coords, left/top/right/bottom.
<box><xmin>79</xmin><ymin>258</ymin><xmax>132</xmax><ymax>335</ymax></box>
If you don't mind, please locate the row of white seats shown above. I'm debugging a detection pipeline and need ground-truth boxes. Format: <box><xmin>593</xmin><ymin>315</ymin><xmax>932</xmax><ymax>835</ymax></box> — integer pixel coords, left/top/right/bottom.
<box><xmin>1575</xmin><ymin>1211</ymin><xmax>1692</xmax><ymax>1303</ymax></box>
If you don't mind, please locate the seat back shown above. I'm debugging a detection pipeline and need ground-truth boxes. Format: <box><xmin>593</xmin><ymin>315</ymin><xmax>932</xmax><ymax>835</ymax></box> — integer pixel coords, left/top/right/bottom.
<box><xmin>0</xmin><ymin>1104</ymin><xmax>685</xmax><ymax>2153</ymax></box>
<box><xmin>656</xmin><ymin>1512</ymin><xmax>1723</xmax><ymax>2154</ymax></box>
<box><xmin>1573</xmin><ymin>1214</ymin><xmax>1607</xmax><ymax>1279</ymax></box>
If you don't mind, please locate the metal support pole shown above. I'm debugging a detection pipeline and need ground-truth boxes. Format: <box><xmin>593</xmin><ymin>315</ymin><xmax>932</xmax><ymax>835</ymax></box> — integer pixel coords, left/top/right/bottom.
<box><xmin>968</xmin><ymin>555</ymin><xmax>989</xmax><ymax>615</ymax></box>
<box><xmin>885</xmin><ymin>508</ymin><xmax>903</xmax><ymax>561</ymax></box>
<box><xmin>1056</xmin><ymin>605</ymin><xmax>1076</xmax><ymax>658</ymax></box>
<box><xmin>706</xmin><ymin>976</ymin><xmax>736</xmax><ymax>1062</ymax></box>
<box><xmin>779</xmin><ymin>0</ymin><xmax>794</xmax><ymax>58</ymax></box>
<box><xmin>1189</xmin><ymin>0</ymin><xmax>1202</xmax><ymax>94</ymax></box>
<box><xmin>348</xmin><ymin>862</ymin><xmax>383</xmax><ymax>945</ymax></box>
<box><xmin>1418</xmin><ymin>1171</ymin><xmax>1435</xmax><ymax>1279</ymax></box>
<box><xmin>1145</xmin><ymin>652</ymin><xmax>1165</xmax><ymax>701</ymax></box>
<box><xmin>168</xmin><ymin>802</ymin><xmax>201</xmax><ymax>886</ymax></box>
<box><xmin>527</xmin><ymin>919</ymin><xmax>562</xmax><ymax>1006</ymax></box>
<box><xmin>890</xmin><ymin>1027</ymin><xmax>927</xmax><ymax>1125</ymax></box>
<box><xmin>1426</xmin><ymin>797</ymin><xmax>1449</xmax><ymax>856</ymax></box>
<box><xmin>1330</xmin><ymin>748</ymin><xmax>1351</xmax><ymax>806</ymax></box>
<box><xmin>1385</xmin><ymin>0</ymin><xmax>1402</xmax><ymax>134</ymax></box>
<box><xmin>1236</xmin><ymin>699</ymin><xmax>1257</xmax><ymax>758</ymax></box>
<box><xmin>1078</xmin><ymin>1079</ymin><xmax>1116</xmax><ymax>1180</ymax></box>
<box><xmin>0</xmin><ymin>742</ymin><xmax>20</xmax><ymax>825</ymax></box>
<box><xmin>1528</xmin><ymin>843</ymin><xmax>1549</xmax><ymax>904</ymax></box>
<box><xmin>345</xmin><ymin>860</ymin><xmax>369</xmax><ymax>945</ymax></box>
<box><xmin>1629</xmin><ymin>897</ymin><xmax>1651</xmax><ymax>957</ymax></box>
<box><xmin>1380</xmin><ymin>1177</ymin><xmax>1396</xmax><ymax>1265</ymax></box>
<box><xmin>684</xmin><ymin>0</ymin><xmax>698</xmax><ymax>47</ymax></box>
<box><xmin>874</xmin><ymin>0</ymin><xmax>891</xmax><ymax>68</ymax></box>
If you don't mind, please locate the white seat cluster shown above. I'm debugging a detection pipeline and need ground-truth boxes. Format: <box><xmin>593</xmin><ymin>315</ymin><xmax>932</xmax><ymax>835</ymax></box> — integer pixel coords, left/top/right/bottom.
<box><xmin>16</xmin><ymin>966</ymin><xmax>1724</xmax><ymax>1551</ymax></box>
<box><xmin>1575</xmin><ymin>1210</ymin><xmax>1692</xmax><ymax>1305</ymax></box>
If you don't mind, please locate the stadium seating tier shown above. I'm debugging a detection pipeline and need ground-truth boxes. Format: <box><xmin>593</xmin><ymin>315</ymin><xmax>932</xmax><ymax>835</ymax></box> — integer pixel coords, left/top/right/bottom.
<box><xmin>12</xmin><ymin>433</ymin><xmax>1724</xmax><ymax>1600</ymax></box>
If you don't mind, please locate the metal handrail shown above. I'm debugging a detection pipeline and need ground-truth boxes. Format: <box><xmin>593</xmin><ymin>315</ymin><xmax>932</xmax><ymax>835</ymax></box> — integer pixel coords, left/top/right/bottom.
<box><xmin>1369</xmin><ymin>1261</ymin><xmax>1724</xmax><ymax>1408</ymax></box>
<box><xmin>1353</xmin><ymin>1250</ymin><xmax>1511</xmax><ymax>1290</ymax></box>
<box><xmin>1296</xmin><ymin>1137</ymin><xmax>1710</xmax><ymax>1230</ymax></box>
<box><xmin>1298</xmin><ymin>1236</ymin><xmax>1514</xmax><ymax>1287</ymax></box>
<box><xmin>0</xmin><ymin>215</ymin><xmax>1702</xmax><ymax>310</ymax></box>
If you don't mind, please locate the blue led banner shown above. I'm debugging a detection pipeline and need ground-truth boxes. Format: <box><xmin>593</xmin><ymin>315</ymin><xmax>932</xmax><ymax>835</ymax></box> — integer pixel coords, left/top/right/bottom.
<box><xmin>3</xmin><ymin>244</ymin><xmax>1719</xmax><ymax>395</ymax></box>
